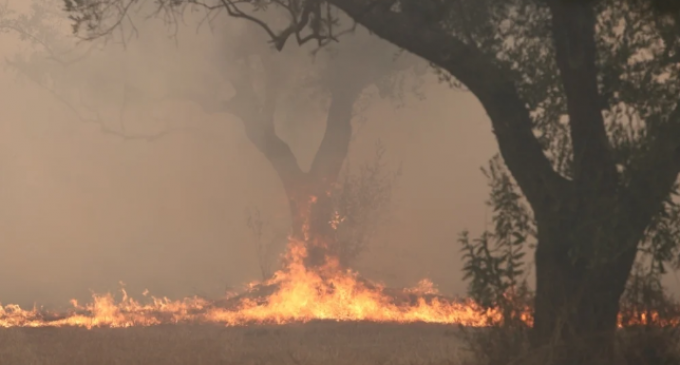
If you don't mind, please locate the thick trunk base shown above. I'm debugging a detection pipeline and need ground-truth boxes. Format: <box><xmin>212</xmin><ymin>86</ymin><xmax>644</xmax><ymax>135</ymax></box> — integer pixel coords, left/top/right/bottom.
<box><xmin>529</xmin><ymin>218</ymin><xmax>638</xmax><ymax>365</ymax></box>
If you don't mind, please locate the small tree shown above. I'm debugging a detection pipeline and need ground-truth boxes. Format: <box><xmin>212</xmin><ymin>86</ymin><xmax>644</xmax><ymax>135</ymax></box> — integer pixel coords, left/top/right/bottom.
<box><xmin>459</xmin><ymin>155</ymin><xmax>534</xmax><ymax>325</ymax></box>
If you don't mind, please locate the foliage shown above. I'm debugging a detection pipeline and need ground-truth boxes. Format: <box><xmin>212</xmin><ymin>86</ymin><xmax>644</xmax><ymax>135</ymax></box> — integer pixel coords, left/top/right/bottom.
<box><xmin>452</xmin><ymin>0</ymin><xmax>680</xmax><ymax>314</ymax></box>
<box><xmin>416</xmin><ymin>0</ymin><xmax>680</xmax><ymax>183</ymax></box>
<box><xmin>459</xmin><ymin>155</ymin><xmax>534</xmax><ymax>324</ymax></box>
<box><xmin>458</xmin><ymin>156</ymin><xmax>680</xmax><ymax>364</ymax></box>
<box><xmin>639</xmin><ymin>182</ymin><xmax>680</xmax><ymax>274</ymax></box>
<box><xmin>619</xmin><ymin>262</ymin><xmax>680</xmax><ymax>327</ymax></box>
<box><xmin>456</xmin><ymin>159</ymin><xmax>534</xmax><ymax>364</ymax></box>
<box><xmin>458</xmin><ymin>164</ymin><xmax>680</xmax><ymax>363</ymax></box>
<box><xmin>460</xmin><ymin>153</ymin><xmax>680</xmax><ymax>317</ymax></box>
<box><xmin>617</xmin><ymin>261</ymin><xmax>680</xmax><ymax>365</ymax></box>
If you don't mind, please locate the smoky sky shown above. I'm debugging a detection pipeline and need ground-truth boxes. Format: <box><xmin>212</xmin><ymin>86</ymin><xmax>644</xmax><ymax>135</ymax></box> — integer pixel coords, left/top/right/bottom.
<box><xmin>0</xmin><ymin>0</ymin><xmax>677</xmax><ymax>309</ymax></box>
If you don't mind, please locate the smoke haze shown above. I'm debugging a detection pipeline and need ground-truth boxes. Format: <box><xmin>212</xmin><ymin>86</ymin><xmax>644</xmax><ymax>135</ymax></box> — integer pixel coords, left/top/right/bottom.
<box><xmin>0</xmin><ymin>0</ymin><xmax>675</xmax><ymax>310</ymax></box>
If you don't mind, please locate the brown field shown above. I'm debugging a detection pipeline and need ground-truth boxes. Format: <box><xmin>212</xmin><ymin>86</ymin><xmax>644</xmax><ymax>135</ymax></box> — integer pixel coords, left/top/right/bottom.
<box><xmin>0</xmin><ymin>321</ymin><xmax>466</xmax><ymax>365</ymax></box>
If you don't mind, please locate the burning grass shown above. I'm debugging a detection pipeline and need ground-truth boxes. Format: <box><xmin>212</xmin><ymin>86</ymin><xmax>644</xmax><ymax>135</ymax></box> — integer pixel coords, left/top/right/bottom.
<box><xmin>0</xmin><ymin>237</ymin><xmax>677</xmax><ymax>329</ymax></box>
<box><xmin>0</xmin><ymin>204</ymin><xmax>678</xmax><ymax>365</ymax></box>
<box><xmin>0</xmin><ymin>238</ymin><xmax>506</xmax><ymax>329</ymax></box>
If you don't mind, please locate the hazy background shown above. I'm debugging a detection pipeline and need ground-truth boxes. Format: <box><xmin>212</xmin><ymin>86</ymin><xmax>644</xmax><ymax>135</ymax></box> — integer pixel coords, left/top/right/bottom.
<box><xmin>0</xmin><ymin>0</ymin><xmax>676</xmax><ymax>309</ymax></box>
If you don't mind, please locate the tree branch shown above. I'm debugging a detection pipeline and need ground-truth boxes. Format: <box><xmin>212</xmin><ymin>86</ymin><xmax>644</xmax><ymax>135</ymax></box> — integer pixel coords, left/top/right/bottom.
<box><xmin>237</xmin><ymin>88</ymin><xmax>307</xmax><ymax>187</ymax></box>
<box><xmin>0</xmin><ymin>8</ymin><xmax>101</xmax><ymax>67</ymax></box>
<box><xmin>162</xmin><ymin>52</ymin><xmax>306</xmax><ymax>188</ymax></box>
<box><xmin>217</xmin><ymin>0</ymin><xmax>332</xmax><ymax>51</ymax></box>
<box><xmin>547</xmin><ymin>0</ymin><xmax>617</xmax><ymax>190</ymax></box>
<box><xmin>308</xmin><ymin>84</ymin><xmax>359</xmax><ymax>187</ymax></box>
<box><xmin>324</xmin><ymin>0</ymin><xmax>569</xmax><ymax>215</ymax></box>
<box><xmin>623</xmin><ymin>105</ymin><xmax>680</xmax><ymax>237</ymax></box>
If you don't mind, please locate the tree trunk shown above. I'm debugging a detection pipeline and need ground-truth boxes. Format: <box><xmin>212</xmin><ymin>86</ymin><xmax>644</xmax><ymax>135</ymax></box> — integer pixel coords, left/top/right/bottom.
<box><xmin>282</xmin><ymin>178</ymin><xmax>338</xmax><ymax>268</ymax></box>
<box><xmin>270</xmin><ymin>86</ymin><xmax>361</xmax><ymax>270</ymax></box>
<box><xmin>530</xmin><ymin>207</ymin><xmax>640</xmax><ymax>365</ymax></box>
<box><xmin>285</xmin><ymin>181</ymin><xmax>314</xmax><ymax>243</ymax></box>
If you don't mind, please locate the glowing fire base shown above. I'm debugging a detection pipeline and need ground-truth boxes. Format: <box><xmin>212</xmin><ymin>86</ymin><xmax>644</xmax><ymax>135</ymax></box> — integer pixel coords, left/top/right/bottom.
<box><xmin>0</xmin><ymin>241</ymin><xmax>503</xmax><ymax>328</ymax></box>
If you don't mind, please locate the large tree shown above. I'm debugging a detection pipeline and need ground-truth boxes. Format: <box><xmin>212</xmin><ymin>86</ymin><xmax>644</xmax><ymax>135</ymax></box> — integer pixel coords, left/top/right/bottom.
<box><xmin>63</xmin><ymin>0</ymin><xmax>680</xmax><ymax>363</ymax></box>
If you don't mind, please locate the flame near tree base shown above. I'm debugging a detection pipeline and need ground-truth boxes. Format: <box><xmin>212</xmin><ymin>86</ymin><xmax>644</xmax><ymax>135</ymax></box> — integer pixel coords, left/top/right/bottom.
<box><xmin>0</xmin><ymin>238</ymin><xmax>676</xmax><ymax>329</ymax></box>
<box><xmin>0</xmin><ymin>239</ymin><xmax>505</xmax><ymax>329</ymax></box>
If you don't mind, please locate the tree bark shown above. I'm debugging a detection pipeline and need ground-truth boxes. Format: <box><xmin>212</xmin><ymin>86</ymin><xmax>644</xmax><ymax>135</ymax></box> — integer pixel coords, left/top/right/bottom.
<box><xmin>530</xmin><ymin>196</ymin><xmax>641</xmax><ymax>364</ymax></box>
<box><xmin>531</xmin><ymin>261</ymin><xmax>626</xmax><ymax>363</ymax></box>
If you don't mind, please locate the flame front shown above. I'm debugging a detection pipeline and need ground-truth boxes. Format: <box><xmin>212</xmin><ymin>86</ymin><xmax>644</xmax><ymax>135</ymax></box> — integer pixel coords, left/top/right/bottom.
<box><xmin>0</xmin><ymin>237</ymin><xmax>508</xmax><ymax>328</ymax></box>
<box><xmin>0</xmin><ymin>202</ymin><xmax>677</xmax><ymax>328</ymax></box>
<box><xmin>206</xmin><ymin>239</ymin><xmax>503</xmax><ymax>326</ymax></box>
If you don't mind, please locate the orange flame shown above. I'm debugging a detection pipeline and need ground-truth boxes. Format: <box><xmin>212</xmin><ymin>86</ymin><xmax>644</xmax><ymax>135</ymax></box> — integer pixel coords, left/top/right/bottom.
<box><xmin>0</xmin><ymin>200</ymin><xmax>677</xmax><ymax>329</ymax></box>
<box><xmin>0</xmin><ymin>236</ymin><xmax>676</xmax><ymax>328</ymax></box>
<box><xmin>0</xmin><ymin>237</ymin><xmax>508</xmax><ymax>328</ymax></box>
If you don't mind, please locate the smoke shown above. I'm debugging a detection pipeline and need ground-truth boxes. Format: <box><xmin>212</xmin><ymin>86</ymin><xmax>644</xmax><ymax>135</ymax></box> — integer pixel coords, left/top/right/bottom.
<box><xmin>0</xmin><ymin>0</ymin><xmax>506</xmax><ymax>309</ymax></box>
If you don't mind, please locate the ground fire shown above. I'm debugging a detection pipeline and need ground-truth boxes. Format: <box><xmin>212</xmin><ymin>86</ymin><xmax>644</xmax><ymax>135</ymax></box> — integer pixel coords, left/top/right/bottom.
<box><xmin>0</xmin><ymin>236</ymin><xmax>511</xmax><ymax>328</ymax></box>
<box><xmin>0</xmin><ymin>203</ymin><xmax>677</xmax><ymax>329</ymax></box>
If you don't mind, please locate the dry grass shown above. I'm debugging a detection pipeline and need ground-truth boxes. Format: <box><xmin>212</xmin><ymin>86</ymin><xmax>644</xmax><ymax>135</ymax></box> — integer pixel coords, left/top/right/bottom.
<box><xmin>0</xmin><ymin>321</ymin><xmax>466</xmax><ymax>365</ymax></box>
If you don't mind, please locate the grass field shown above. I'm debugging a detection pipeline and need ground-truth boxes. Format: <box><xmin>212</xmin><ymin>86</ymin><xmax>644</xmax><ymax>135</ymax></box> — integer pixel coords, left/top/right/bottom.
<box><xmin>0</xmin><ymin>322</ymin><xmax>466</xmax><ymax>365</ymax></box>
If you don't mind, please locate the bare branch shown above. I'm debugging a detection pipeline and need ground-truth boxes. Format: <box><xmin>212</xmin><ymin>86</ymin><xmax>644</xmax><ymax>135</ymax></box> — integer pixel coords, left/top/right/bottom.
<box><xmin>216</xmin><ymin>0</ymin><xmax>341</xmax><ymax>51</ymax></box>
<box><xmin>218</xmin><ymin>0</ymin><xmax>285</xmax><ymax>49</ymax></box>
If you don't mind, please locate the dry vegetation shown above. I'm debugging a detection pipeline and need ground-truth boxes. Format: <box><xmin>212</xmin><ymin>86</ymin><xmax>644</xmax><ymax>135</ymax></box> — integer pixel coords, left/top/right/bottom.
<box><xmin>0</xmin><ymin>321</ymin><xmax>466</xmax><ymax>365</ymax></box>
